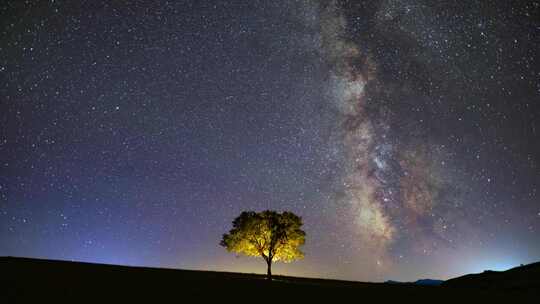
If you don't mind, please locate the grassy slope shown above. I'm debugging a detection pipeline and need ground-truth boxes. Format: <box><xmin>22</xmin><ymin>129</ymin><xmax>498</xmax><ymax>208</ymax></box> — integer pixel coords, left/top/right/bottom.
<box><xmin>0</xmin><ymin>257</ymin><xmax>535</xmax><ymax>302</ymax></box>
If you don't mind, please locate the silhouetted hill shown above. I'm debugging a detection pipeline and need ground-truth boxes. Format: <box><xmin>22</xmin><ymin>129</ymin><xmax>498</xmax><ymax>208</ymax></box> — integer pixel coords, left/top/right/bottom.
<box><xmin>0</xmin><ymin>256</ymin><xmax>535</xmax><ymax>302</ymax></box>
<box><xmin>443</xmin><ymin>262</ymin><xmax>540</xmax><ymax>291</ymax></box>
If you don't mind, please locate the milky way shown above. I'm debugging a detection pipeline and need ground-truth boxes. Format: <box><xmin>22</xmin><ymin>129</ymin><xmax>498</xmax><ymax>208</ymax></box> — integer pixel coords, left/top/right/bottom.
<box><xmin>300</xmin><ymin>0</ymin><xmax>540</xmax><ymax>279</ymax></box>
<box><xmin>1</xmin><ymin>1</ymin><xmax>539</xmax><ymax>281</ymax></box>
<box><xmin>318</xmin><ymin>1</ymin><xmax>398</xmax><ymax>268</ymax></box>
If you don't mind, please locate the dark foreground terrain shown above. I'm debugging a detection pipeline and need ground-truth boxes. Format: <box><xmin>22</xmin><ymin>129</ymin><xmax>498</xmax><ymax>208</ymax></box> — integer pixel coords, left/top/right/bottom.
<box><xmin>444</xmin><ymin>261</ymin><xmax>540</xmax><ymax>290</ymax></box>
<box><xmin>1</xmin><ymin>257</ymin><xmax>537</xmax><ymax>302</ymax></box>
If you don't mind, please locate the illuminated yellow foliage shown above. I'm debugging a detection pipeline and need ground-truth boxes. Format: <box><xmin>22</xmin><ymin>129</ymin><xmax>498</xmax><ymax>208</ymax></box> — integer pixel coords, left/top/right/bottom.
<box><xmin>220</xmin><ymin>210</ymin><xmax>305</xmax><ymax>263</ymax></box>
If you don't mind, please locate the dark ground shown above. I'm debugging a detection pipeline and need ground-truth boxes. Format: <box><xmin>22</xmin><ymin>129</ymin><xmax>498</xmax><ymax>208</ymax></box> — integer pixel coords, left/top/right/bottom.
<box><xmin>444</xmin><ymin>261</ymin><xmax>540</xmax><ymax>290</ymax></box>
<box><xmin>1</xmin><ymin>257</ymin><xmax>537</xmax><ymax>302</ymax></box>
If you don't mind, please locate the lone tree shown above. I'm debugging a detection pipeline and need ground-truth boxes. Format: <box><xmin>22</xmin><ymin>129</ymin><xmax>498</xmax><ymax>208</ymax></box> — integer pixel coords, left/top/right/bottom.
<box><xmin>220</xmin><ymin>210</ymin><xmax>305</xmax><ymax>280</ymax></box>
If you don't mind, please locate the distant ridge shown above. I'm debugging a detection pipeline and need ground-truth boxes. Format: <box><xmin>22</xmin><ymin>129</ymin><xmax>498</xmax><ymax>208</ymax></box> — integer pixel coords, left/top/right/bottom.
<box><xmin>443</xmin><ymin>261</ymin><xmax>540</xmax><ymax>290</ymax></box>
<box><xmin>414</xmin><ymin>279</ymin><xmax>444</xmax><ymax>286</ymax></box>
<box><xmin>384</xmin><ymin>279</ymin><xmax>444</xmax><ymax>286</ymax></box>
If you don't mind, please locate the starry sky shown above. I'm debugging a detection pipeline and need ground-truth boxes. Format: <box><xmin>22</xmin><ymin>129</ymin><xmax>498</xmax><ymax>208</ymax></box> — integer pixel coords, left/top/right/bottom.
<box><xmin>1</xmin><ymin>0</ymin><xmax>539</xmax><ymax>282</ymax></box>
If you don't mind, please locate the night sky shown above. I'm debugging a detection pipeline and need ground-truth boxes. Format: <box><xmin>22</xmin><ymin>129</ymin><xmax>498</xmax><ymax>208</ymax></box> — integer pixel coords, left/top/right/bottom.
<box><xmin>1</xmin><ymin>1</ymin><xmax>540</xmax><ymax>282</ymax></box>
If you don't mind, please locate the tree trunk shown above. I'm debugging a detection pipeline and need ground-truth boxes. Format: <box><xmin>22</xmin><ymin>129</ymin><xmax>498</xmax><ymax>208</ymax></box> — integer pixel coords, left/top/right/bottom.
<box><xmin>266</xmin><ymin>259</ymin><xmax>272</xmax><ymax>281</ymax></box>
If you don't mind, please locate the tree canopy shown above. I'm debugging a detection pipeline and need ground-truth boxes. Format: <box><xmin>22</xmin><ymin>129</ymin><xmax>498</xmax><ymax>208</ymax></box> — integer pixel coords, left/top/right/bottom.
<box><xmin>220</xmin><ymin>210</ymin><xmax>305</xmax><ymax>279</ymax></box>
